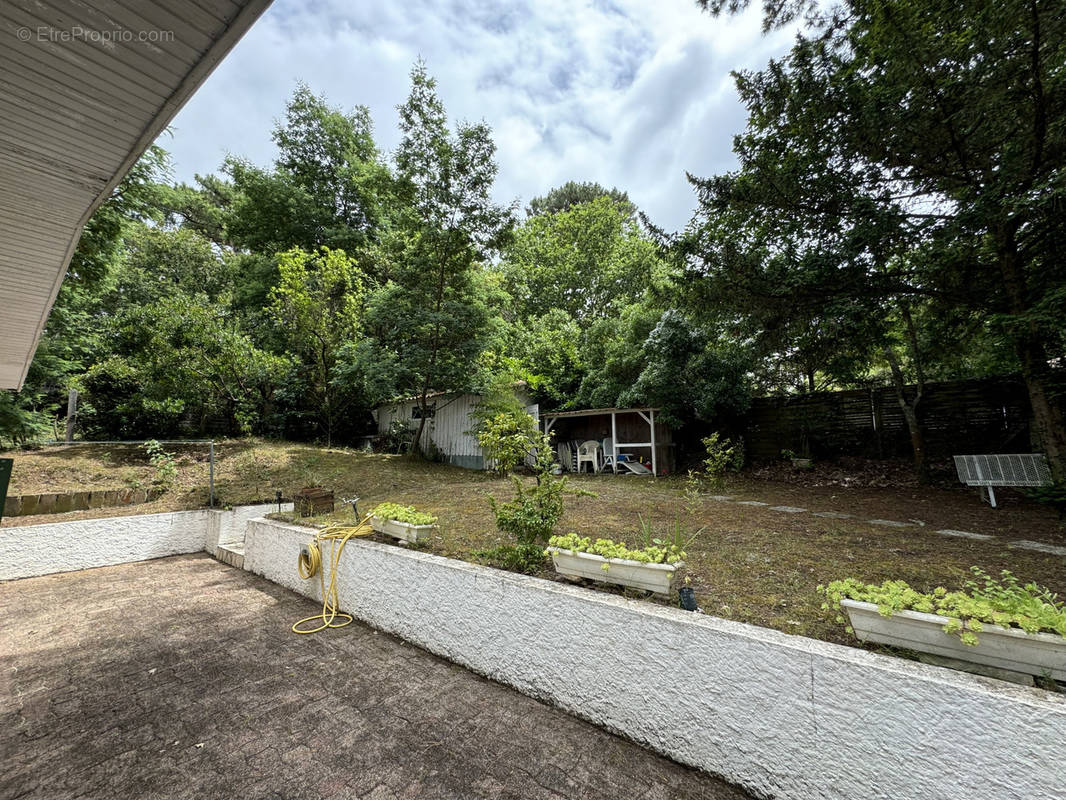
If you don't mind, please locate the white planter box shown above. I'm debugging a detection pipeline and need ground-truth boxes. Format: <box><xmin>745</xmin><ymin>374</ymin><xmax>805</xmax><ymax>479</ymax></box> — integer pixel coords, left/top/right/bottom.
<box><xmin>842</xmin><ymin>599</ymin><xmax>1066</xmax><ymax>681</ymax></box>
<box><xmin>546</xmin><ymin>547</ymin><xmax>682</xmax><ymax>595</ymax></box>
<box><xmin>371</xmin><ymin>516</ymin><xmax>436</xmax><ymax>544</ymax></box>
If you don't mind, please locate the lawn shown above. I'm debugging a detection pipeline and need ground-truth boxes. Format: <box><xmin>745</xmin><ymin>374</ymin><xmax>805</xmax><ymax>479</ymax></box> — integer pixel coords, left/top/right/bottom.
<box><xmin>3</xmin><ymin>440</ymin><xmax>1065</xmax><ymax>652</ymax></box>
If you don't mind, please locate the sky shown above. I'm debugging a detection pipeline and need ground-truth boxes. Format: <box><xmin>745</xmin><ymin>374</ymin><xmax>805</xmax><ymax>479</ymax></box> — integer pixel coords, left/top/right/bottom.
<box><xmin>160</xmin><ymin>0</ymin><xmax>797</xmax><ymax>233</ymax></box>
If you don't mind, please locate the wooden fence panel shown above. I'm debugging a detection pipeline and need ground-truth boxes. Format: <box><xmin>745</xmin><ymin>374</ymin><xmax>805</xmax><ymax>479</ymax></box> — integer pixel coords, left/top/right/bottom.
<box><xmin>742</xmin><ymin>377</ymin><xmax>1037</xmax><ymax>463</ymax></box>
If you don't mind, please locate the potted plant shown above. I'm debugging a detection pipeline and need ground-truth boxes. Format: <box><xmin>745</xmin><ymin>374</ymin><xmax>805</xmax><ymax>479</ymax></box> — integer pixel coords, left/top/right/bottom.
<box><xmin>370</xmin><ymin>502</ymin><xmax>438</xmax><ymax>544</ymax></box>
<box><xmin>821</xmin><ymin>568</ymin><xmax>1066</xmax><ymax>680</ymax></box>
<box><xmin>545</xmin><ymin>532</ymin><xmax>686</xmax><ymax>595</ymax></box>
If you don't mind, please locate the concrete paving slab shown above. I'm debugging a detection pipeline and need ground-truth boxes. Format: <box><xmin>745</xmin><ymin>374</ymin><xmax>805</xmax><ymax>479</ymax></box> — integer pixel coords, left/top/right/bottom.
<box><xmin>0</xmin><ymin>554</ymin><xmax>753</xmax><ymax>800</ymax></box>
<box><xmin>936</xmin><ymin>529</ymin><xmax>995</xmax><ymax>541</ymax></box>
<box><xmin>735</xmin><ymin>501</ymin><xmax>769</xmax><ymax>507</ymax></box>
<box><xmin>768</xmin><ymin>506</ymin><xmax>807</xmax><ymax>514</ymax></box>
<box><xmin>866</xmin><ymin>519</ymin><xmax>914</xmax><ymax>528</ymax></box>
<box><xmin>1007</xmin><ymin>540</ymin><xmax>1066</xmax><ymax>557</ymax></box>
<box><xmin>812</xmin><ymin>511</ymin><xmax>854</xmax><ymax>519</ymax></box>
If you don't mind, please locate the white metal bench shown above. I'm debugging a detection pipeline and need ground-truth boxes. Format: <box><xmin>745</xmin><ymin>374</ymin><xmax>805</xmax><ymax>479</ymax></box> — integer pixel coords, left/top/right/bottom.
<box><xmin>953</xmin><ymin>454</ymin><xmax>1051</xmax><ymax>507</ymax></box>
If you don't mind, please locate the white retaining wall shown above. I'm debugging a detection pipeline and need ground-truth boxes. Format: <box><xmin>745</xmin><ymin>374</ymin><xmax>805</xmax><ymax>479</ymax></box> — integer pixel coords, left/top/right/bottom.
<box><xmin>245</xmin><ymin>518</ymin><xmax>1066</xmax><ymax>800</ymax></box>
<box><xmin>0</xmin><ymin>504</ymin><xmax>287</xmax><ymax>581</ymax></box>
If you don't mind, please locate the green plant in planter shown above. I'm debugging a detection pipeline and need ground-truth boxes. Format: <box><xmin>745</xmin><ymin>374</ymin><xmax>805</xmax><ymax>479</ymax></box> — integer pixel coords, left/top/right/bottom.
<box><xmin>371</xmin><ymin>502</ymin><xmax>437</xmax><ymax>526</ymax></box>
<box><xmin>547</xmin><ymin>532</ymin><xmax>687</xmax><ymax>565</ymax></box>
<box><xmin>820</xmin><ymin>567</ymin><xmax>1066</xmax><ymax>646</ymax></box>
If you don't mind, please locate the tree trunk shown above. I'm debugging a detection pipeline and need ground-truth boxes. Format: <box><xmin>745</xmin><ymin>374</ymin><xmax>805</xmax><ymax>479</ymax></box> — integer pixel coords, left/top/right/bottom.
<box><xmin>1016</xmin><ymin>338</ymin><xmax>1066</xmax><ymax>483</ymax></box>
<box><xmin>884</xmin><ymin>346</ymin><xmax>929</xmax><ymax>484</ymax></box>
<box><xmin>409</xmin><ymin>385</ymin><xmax>430</xmax><ymax>458</ymax></box>
<box><xmin>996</xmin><ymin>224</ymin><xmax>1066</xmax><ymax>483</ymax></box>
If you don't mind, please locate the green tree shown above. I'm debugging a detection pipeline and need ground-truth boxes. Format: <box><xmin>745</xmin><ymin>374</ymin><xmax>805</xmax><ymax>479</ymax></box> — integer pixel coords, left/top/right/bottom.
<box><xmin>269</xmin><ymin>247</ymin><xmax>365</xmax><ymax>446</ymax></box>
<box><xmin>361</xmin><ymin>61</ymin><xmax>514</xmax><ymax>452</ymax></box>
<box><xmin>500</xmin><ymin>195</ymin><xmax>665</xmax><ymax>321</ymax></box>
<box><xmin>526</xmin><ymin>180</ymin><xmax>635</xmax><ymax>218</ymax></box>
<box><xmin>689</xmin><ymin>0</ymin><xmax>1066</xmax><ymax>479</ymax></box>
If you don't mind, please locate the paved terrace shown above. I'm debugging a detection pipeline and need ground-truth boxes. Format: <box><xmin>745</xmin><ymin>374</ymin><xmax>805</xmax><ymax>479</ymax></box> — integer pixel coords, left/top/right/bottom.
<box><xmin>1</xmin><ymin>554</ymin><xmax>753</xmax><ymax>800</ymax></box>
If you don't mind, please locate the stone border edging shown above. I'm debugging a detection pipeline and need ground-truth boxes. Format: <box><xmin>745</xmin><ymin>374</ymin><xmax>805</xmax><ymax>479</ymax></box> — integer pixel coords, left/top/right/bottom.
<box><xmin>243</xmin><ymin>517</ymin><xmax>1066</xmax><ymax>800</ymax></box>
<box><xmin>3</xmin><ymin>487</ymin><xmax>164</xmax><ymax>517</ymax></box>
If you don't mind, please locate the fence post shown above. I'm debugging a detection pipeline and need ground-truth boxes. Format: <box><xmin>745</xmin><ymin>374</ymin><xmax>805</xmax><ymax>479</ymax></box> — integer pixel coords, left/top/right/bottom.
<box><xmin>209</xmin><ymin>441</ymin><xmax>215</xmax><ymax>508</ymax></box>
<box><xmin>64</xmin><ymin>389</ymin><xmax>78</xmax><ymax>443</ymax></box>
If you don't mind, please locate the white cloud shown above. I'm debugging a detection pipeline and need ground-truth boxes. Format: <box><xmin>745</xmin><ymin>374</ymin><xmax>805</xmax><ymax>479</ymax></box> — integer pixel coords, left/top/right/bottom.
<box><xmin>162</xmin><ymin>0</ymin><xmax>796</xmax><ymax>231</ymax></box>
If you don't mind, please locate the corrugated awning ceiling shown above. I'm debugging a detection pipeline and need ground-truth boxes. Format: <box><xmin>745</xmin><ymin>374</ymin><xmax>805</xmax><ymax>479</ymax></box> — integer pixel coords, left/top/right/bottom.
<box><xmin>0</xmin><ymin>0</ymin><xmax>272</xmax><ymax>390</ymax></box>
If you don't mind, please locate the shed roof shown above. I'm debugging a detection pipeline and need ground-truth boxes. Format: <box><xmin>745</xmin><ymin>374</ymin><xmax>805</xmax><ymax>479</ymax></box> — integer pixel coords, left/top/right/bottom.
<box><xmin>540</xmin><ymin>407</ymin><xmax>661</xmax><ymax>420</ymax></box>
<box><xmin>0</xmin><ymin>0</ymin><xmax>272</xmax><ymax>389</ymax></box>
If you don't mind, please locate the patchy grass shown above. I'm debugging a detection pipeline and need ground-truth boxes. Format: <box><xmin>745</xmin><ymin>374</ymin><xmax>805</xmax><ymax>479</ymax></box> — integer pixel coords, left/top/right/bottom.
<box><xmin>3</xmin><ymin>440</ymin><xmax>1065</xmax><ymax>654</ymax></box>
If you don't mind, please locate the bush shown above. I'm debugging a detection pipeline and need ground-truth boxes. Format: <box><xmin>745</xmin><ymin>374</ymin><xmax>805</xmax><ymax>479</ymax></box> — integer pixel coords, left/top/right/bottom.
<box><xmin>488</xmin><ymin>430</ymin><xmax>592</xmax><ymax>547</ymax></box>
<box><xmin>474</xmin><ymin>543</ymin><xmax>547</xmax><ymax>574</ymax></box>
<box><xmin>701</xmin><ymin>432</ymin><xmax>742</xmax><ymax>489</ymax></box>
<box><xmin>475</xmin><ymin>410</ymin><xmax>539</xmax><ymax>476</ymax></box>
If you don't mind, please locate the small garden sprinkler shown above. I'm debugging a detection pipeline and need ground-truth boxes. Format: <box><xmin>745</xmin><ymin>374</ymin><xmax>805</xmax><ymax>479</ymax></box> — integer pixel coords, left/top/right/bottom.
<box><xmin>342</xmin><ymin>496</ymin><xmax>360</xmax><ymax>518</ymax></box>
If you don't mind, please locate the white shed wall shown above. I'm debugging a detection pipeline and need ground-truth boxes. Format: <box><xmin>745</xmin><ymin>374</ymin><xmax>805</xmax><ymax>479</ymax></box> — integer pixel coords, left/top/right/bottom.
<box><xmin>375</xmin><ymin>391</ymin><xmax>532</xmax><ymax>469</ymax></box>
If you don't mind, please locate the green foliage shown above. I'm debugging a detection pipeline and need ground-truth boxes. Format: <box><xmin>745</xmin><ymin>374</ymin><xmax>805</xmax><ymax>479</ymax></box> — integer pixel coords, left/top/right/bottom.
<box><xmin>500</xmin><ymin>195</ymin><xmax>663</xmax><ymax>321</ymax></box>
<box><xmin>269</xmin><ymin>247</ymin><xmax>365</xmax><ymax>445</ymax></box>
<box><xmin>547</xmin><ymin>533</ymin><xmax>686</xmax><ymax>565</ymax></box>
<box><xmin>0</xmin><ymin>392</ymin><xmax>53</xmax><ymax>448</ymax></box>
<box><xmin>144</xmin><ymin>440</ymin><xmax>177</xmax><ymax>488</ymax></box>
<box><xmin>488</xmin><ymin>431</ymin><xmax>587</xmax><ymax>546</ymax></box>
<box><xmin>474</xmin><ymin>543</ymin><xmax>547</xmax><ymax>575</ymax></box>
<box><xmin>371</xmin><ymin>502</ymin><xmax>437</xmax><ymax>526</ymax></box>
<box><xmin>359</xmin><ymin>62</ymin><xmax>513</xmax><ymax>448</ymax></box>
<box><xmin>475</xmin><ymin>411</ymin><xmax>539</xmax><ymax>477</ymax></box>
<box><xmin>820</xmin><ymin>568</ymin><xmax>1066</xmax><ymax>646</ymax></box>
<box><xmin>702</xmin><ymin>433</ymin><xmax>742</xmax><ymax>489</ymax></box>
<box><xmin>526</xmin><ymin>181</ymin><xmax>635</xmax><ymax>219</ymax></box>
<box><xmin>685</xmin><ymin>0</ymin><xmax>1066</xmax><ymax>479</ymax></box>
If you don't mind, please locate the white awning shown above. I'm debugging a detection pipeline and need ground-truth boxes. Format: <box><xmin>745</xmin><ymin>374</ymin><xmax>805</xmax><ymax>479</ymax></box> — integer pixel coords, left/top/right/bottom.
<box><xmin>0</xmin><ymin>0</ymin><xmax>273</xmax><ymax>389</ymax></box>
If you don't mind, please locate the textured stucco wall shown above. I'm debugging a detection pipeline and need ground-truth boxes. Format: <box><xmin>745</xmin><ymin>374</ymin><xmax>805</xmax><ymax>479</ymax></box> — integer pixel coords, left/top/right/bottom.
<box><xmin>245</xmin><ymin>518</ymin><xmax>1066</xmax><ymax>800</ymax></box>
<box><xmin>0</xmin><ymin>510</ymin><xmax>209</xmax><ymax>581</ymax></box>
<box><xmin>203</xmin><ymin>502</ymin><xmax>293</xmax><ymax>556</ymax></box>
<box><xmin>0</xmin><ymin>504</ymin><xmax>289</xmax><ymax>581</ymax></box>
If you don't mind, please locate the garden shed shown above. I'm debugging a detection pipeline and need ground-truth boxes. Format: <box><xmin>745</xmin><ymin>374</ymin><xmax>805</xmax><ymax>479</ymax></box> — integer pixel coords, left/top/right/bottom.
<box><xmin>541</xmin><ymin>407</ymin><xmax>674</xmax><ymax>476</ymax></box>
<box><xmin>374</xmin><ymin>388</ymin><xmax>536</xmax><ymax>470</ymax></box>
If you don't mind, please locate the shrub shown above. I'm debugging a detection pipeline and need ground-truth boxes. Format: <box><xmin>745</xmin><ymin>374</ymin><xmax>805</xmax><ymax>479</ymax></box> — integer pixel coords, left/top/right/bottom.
<box><xmin>144</xmin><ymin>439</ymin><xmax>177</xmax><ymax>488</ymax></box>
<box><xmin>474</xmin><ymin>543</ymin><xmax>547</xmax><ymax>574</ymax></box>
<box><xmin>488</xmin><ymin>430</ymin><xmax>592</xmax><ymax>547</ymax></box>
<box><xmin>475</xmin><ymin>410</ymin><xmax>539</xmax><ymax>476</ymax></box>
<box><xmin>701</xmin><ymin>432</ymin><xmax>741</xmax><ymax>489</ymax></box>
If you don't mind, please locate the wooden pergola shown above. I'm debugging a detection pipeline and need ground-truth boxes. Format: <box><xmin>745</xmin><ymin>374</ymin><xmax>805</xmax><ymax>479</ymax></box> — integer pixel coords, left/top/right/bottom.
<box><xmin>541</xmin><ymin>407</ymin><xmax>660</xmax><ymax>476</ymax></box>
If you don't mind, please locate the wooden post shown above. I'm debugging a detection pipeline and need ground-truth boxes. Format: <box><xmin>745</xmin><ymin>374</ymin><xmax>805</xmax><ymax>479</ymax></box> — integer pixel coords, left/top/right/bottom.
<box><xmin>650</xmin><ymin>409</ymin><xmax>657</xmax><ymax>477</ymax></box>
<box><xmin>611</xmin><ymin>412</ymin><xmax>618</xmax><ymax>473</ymax></box>
<box><xmin>64</xmin><ymin>389</ymin><xmax>77</xmax><ymax>443</ymax></box>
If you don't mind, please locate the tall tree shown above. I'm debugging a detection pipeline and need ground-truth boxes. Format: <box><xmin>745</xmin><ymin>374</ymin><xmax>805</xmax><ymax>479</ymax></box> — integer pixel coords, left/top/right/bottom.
<box><xmin>500</xmin><ymin>195</ymin><xmax>665</xmax><ymax>320</ymax></box>
<box><xmin>526</xmin><ymin>180</ymin><xmax>635</xmax><ymax>218</ymax></box>
<box><xmin>361</xmin><ymin>61</ymin><xmax>514</xmax><ymax>452</ymax></box>
<box><xmin>688</xmin><ymin>0</ymin><xmax>1066</xmax><ymax>479</ymax></box>
<box><xmin>269</xmin><ymin>247</ymin><xmax>365</xmax><ymax>446</ymax></box>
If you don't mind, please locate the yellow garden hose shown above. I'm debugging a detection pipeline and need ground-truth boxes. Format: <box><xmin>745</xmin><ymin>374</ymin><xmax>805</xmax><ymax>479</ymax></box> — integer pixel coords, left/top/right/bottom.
<box><xmin>292</xmin><ymin>515</ymin><xmax>376</xmax><ymax>635</ymax></box>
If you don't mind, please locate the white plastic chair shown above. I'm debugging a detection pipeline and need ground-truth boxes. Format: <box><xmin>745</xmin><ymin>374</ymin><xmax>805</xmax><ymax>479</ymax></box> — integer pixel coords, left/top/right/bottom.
<box><xmin>601</xmin><ymin>438</ymin><xmax>616</xmax><ymax>473</ymax></box>
<box><xmin>577</xmin><ymin>440</ymin><xmax>602</xmax><ymax>474</ymax></box>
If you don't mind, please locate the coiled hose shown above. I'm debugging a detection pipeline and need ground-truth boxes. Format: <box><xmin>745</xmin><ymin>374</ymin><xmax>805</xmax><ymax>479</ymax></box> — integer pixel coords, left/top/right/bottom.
<box><xmin>292</xmin><ymin>515</ymin><xmax>375</xmax><ymax>635</ymax></box>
